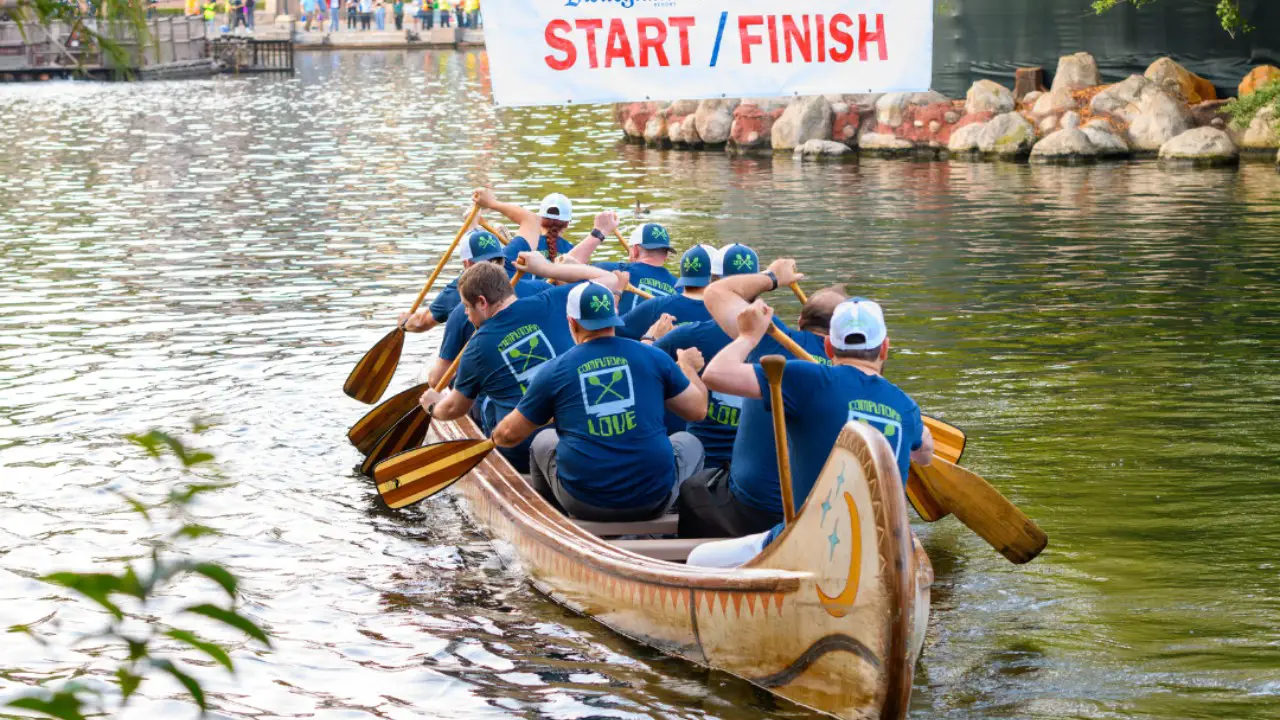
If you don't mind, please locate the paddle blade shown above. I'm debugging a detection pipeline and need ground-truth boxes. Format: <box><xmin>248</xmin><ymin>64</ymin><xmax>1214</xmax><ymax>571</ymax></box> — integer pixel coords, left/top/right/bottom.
<box><xmin>359</xmin><ymin>406</ymin><xmax>431</xmax><ymax>476</ymax></box>
<box><xmin>344</xmin><ymin>327</ymin><xmax>405</xmax><ymax>404</ymax></box>
<box><xmin>906</xmin><ymin>465</ymin><xmax>950</xmax><ymax>522</ymax></box>
<box><xmin>374</xmin><ymin>439</ymin><xmax>495</xmax><ymax>509</ymax></box>
<box><xmin>348</xmin><ymin>382</ymin><xmax>430</xmax><ymax>455</ymax></box>
<box><xmin>923</xmin><ymin>415</ymin><xmax>966</xmax><ymax>464</ymax></box>
<box><xmin>915</xmin><ymin>458</ymin><xmax>1048</xmax><ymax>564</ymax></box>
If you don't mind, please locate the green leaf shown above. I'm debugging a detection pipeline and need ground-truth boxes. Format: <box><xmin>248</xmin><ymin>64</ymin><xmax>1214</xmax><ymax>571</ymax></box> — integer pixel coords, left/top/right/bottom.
<box><xmin>149</xmin><ymin>659</ymin><xmax>206</xmax><ymax>711</ymax></box>
<box><xmin>183</xmin><ymin>604</ymin><xmax>271</xmax><ymax>647</ymax></box>
<box><xmin>165</xmin><ymin>629</ymin><xmax>234</xmax><ymax>672</ymax></box>
<box><xmin>190</xmin><ymin>563</ymin><xmax>238</xmax><ymax>599</ymax></box>
<box><xmin>126</xmin><ymin>638</ymin><xmax>149</xmax><ymax>662</ymax></box>
<box><xmin>118</xmin><ymin>493</ymin><xmax>152</xmax><ymax>522</ymax></box>
<box><xmin>115</xmin><ymin>667</ymin><xmax>144</xmax><ymax>702</ymax></box>
<box><xmin>169</xmin><ymin>483</ymin><xmax>231</xmax><ymax>506</ymax></box>
<box><xmin>173</xmin><ymin>524</ymin><xmax>222</xmax><ymax>541</ymax></box>
<box><xmin>41</xmin><ymin>573</ymin><xmax>125</xmax><ymax>620</ymax></box>
<box><xmin>5</xmin><ymin>692</ymin><xmax>89</xmax><ymax>720</ymax></box>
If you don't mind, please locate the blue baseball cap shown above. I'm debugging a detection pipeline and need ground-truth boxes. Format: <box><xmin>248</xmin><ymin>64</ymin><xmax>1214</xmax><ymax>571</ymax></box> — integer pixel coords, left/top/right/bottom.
<box><xmin>628</xmin><ymin>223</ymin><xmax>673</xmax><ymax>250</ymax></box>
<box><xmin>460</xmin><ymin>230</ymin><xmax>504</xmax><ymax>263</ymax></box>
<box><xmin>676</xmin><ymin>244</ymin><xmax>715</xmax><ymax>288</ymax></box>
<box><xmin>713</xmin><ymin>243</ymin><xmax>759</xmax><ymax>277</ymax></box>
<box><xmin>566</xmin><ymin>281</ymin><xmax>624</xmax><ymax>331</ymax></box>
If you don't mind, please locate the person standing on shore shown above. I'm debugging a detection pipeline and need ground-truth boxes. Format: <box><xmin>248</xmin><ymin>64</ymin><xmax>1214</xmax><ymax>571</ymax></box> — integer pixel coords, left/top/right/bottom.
<box><xmin>327</xmin><ymin>0</ymin><xmax>339</xmax><ymax>32</ymax></box>
<box><xmin>300</xmin><ymin>0</ymin><xmax>319</xmax><ymax>31</ymax></box>
<box><xmin>375</xmin><ymin>0</ymin><xmax>385</xmax><ymax>30</ymax></box>
<box><xmin>347</xmin><ymin>0</ymin><xmax>357</xmax><ymax>29</ymax></box>
<box><xmin>465</xmin><ymin>0</ymin><xmax>478</xmax><ymax>28</ymax></box>
<box><xmin>453</xmin><ymin>0</ymin><xmax>463</xmax><ymax>28</ymax></box>
<box><xmin>228</xmin><ymin>0</ymin><xmax>245</xmax><ymax>30</ymax></box>
<box><xmin>393</xmin><ymin>0</ymin><xmax>404</xmax><ymax>30</ymax></box>
<box><xmin>244</xmin><ymin>0</ymin><xmax>255</xmax><ymax>31</ymax></box>
<box><xmin>436</xmin><ymin>0</ymin><xmax>449</xmax><ymax>28</ymax></box>
<box><xmin>359</xmin><ymin>0</ymin><xmax>372</xmax><ymax>30</ymax></box>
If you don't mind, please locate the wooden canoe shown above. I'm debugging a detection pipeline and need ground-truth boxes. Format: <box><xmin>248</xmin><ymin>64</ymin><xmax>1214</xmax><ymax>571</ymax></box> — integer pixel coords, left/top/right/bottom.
<box><xmin>431</xmin><ymin>417</ymin><xmax>933</xmax><ymax>720</ymax></box>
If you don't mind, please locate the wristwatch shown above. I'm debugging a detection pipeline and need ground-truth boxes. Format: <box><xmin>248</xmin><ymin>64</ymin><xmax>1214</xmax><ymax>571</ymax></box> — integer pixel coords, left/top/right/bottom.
<box><xmin>641</xmin><ymin>335</ymin><xmax>656</xmax><ymax>344</ymax></box>
<box><xmin>764</xmin><ymin>270</ymin><xmax>779</xmax><ymax>291</ymax></box>
<box><xmin>590</xmin><ymin>228</ymin><xmax>606</xmax><ymax>241</ymax></box>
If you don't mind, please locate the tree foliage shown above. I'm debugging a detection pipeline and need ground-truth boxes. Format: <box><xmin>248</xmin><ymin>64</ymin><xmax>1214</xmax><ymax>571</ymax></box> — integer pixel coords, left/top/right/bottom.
<box><xmin>4</xmin><ymin>423</ymin><xmax>271</xmax><ymax>720</ymax></box>
<box><xmin>1092</xmin><ymin>0</ymin><xmax>1253</xmax><ymax>38</ymax></box>
<box><xmin>3</xmin><ymin>0</ymin><xmax>152</xmax><ymax>76</ymax></box>
<box><xmin>1224</xmin><ymin>80</ymin><xmax>1280</xmax><ymax>129</ymax></box>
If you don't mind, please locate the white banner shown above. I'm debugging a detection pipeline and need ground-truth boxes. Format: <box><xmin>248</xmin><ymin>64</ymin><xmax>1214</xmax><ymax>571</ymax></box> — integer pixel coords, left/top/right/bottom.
<box><xmin>481</xmin><ymin>0</ymin><xmax>934</xmax><ymax>107</ymax></box>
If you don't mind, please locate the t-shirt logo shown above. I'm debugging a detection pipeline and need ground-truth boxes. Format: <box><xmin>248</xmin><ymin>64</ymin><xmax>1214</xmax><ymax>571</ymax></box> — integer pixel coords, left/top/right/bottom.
<box><xmin>847</xmin><ymin>401</ymin><xmax>904</xmax><ymax>455</ymax></box>
<box><xmin>500</xmin><ymin>329</ymin><xmax>557</xmax><ymax>389</ymax></box>
<box><xmin>707</xmin><ymin>390</ymin><xmax>744</xmax><ymax>427</ymax></box>
<box><xmin>579</xmin><ymin>365</ymin><xmax>635</xmax><ymax>418</ymax></box>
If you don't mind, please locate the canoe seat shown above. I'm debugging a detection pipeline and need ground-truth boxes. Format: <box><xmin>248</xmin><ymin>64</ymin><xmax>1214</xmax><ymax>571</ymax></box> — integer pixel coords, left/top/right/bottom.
<box><xmin>611</xmin><ymin>538</ymin><xmax>714</xmax><ymax>563</ymax></box>
<box><xmin>573</xmin><ymin>514</ymin><xmax>679</xmax><ymax>539</ymax></box>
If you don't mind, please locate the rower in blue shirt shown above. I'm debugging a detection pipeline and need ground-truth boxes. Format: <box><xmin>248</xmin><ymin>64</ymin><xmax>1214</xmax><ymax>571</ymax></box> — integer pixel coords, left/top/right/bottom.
<box><xmin>491</xmin><ymin>281</ymin><xmax>710</xmax><ymax>522</ymax></box>
<box><xmin>470</xmin><ymin>187</ymin><xmax>579</xmax><ymax>275</ymax></box>
<box><xmin>687</xmin><ymin>297</ymin><xmax>935</xmax><ymax>568</ymax></box>
<box><xmin>653</xmin><ymin>243</ymin><xmax>761</xmax><ymax>469</ymax></box>
<box><xmin>618</xmin><ymin>244</ymin><xmax>717</xmax><ymax>340</ymax></box>
<box><xmin>400</xmin><ymin>227</ymin><xmax>504</xmax><ymax>334</ymax></box>
<box><xmin>676</xmin><ymin>258</ymin><xmax>852</xmax><ymax>539</ymax></box>
<box><xmin>418</xmin><ymin>255</ymin><xmax>624</xmax><ymax>473</ymax></box>
<box><xmin>589</xmin><ymin>223</ymin><xmax>679</xmax><ymax>315</ymax></box>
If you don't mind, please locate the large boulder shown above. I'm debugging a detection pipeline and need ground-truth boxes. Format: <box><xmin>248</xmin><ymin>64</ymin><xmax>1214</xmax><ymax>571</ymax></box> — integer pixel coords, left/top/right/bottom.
<box><xmin>730</xmin><ymin>98</ymin><xmax>786</xmax><ymax>149</ymax></box>
<box><xmin>1239</xmin><ymin>65</ymin><xmax>1280</xmax><ymax>97</ymax></box>
<box><xmin>1030</xmin><ymin>128</ymin><xmax>1098</xmax><ymax>162</ymax></box>
<box><xmin>794</xmin><ymin>139</ymin><xmax>852</xmax><ymax>158</ymax></box>
<box><xmin>643</xmin><ymin>112</ymin><xmax>669</xmax><ymax>146</ymax></box>
<box><xmin>1158</xmin><ymin>126</ymin><xmax>1238</xmax><ymax>164</ymax></box>
<box><xmin>965</xmin><ymin>80</ymin><xmax>1014</xmax><ymax>115</ymax></box>
<box><xmin>1238</xmin><ymin>105</ymin><xmax>1280</xmax><ymax>150</ymax></box>
<box><xmin>1032</xmin><ymin>86</ymin><xmax>1078</xmax><ymax>117</ymax></box>
<box><xmin>668</xmin><ymin>99</ymin><xmax>700</xmax><ymax>116</ymax></box>
<box><xmin>1091</xmin><ymin>75</ymin><xmax>1192</xmax><ymax>151</ymax></box>
<box><xmin>947</xmin><ymin>121</ymin><xmax>987</xmax><ymax>153</ymax></box>
<box><xmin>694</xmin><ymin>98</ymin><xmax>739</xmax><ymax>145</ymax></box>
<box><xmin>1144</xmin><ymin>57</ymin><xmax>1216</xmax><ymax>104</ymax></box>
<box><xmin>829</xmin><ymin>99</ymin><xmax>863</xmax><ymax>146</ymax></box>
<box><xmin>977</xmin><ymin>112</ymin><xmax>1036</xmax><ymax>157</ymax></box>
<box><xmin>1082</xmin><ymin>119</ymin><xmax>1131</xmax><ymax>157</ymax></box>
<box><xmin>874</xmin><ymin>91</ymin><xmax>950</xmax><ymax>128</ymax></box>
<box><xmin>771</xmin><ymin>95</ymin><xmax>833</xmax><ymax>150</ymax></box>
<box><xmin>1050</xmin><ymin>52</ymin><xmax>1101</xmax><ymax>92</ymax></box>
<box><xmin>668</xmin><ymin>113</ymin><xmax>700</xmax><ymax>145</ymax></box>
<box><xmin>858</xmin><ymin>132</ymin><xmax>915</xmax><ymax>152</ymax></box>
<box><xmin>620</xmin><ymin>101</ymin><xmax>661</xmax><ymax>140</ymax></box>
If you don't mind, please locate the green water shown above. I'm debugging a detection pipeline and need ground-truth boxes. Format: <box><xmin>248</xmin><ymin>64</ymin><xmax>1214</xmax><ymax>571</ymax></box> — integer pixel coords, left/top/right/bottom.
<box><xmin>0</xmin><ymin>50</ymin><xmax>1278</xmax><ymax>719</ymax></box>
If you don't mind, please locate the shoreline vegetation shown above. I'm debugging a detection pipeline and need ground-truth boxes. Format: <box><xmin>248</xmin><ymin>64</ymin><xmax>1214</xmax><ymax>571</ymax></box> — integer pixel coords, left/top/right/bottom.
<box><xmin>614</xmin><ymin>53</ymin><xmax>1280</xmax><ymax>167</ymax></box>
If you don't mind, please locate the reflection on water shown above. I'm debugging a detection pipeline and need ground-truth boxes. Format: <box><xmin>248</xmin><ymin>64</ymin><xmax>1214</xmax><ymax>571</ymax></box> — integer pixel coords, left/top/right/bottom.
<box><xmin>1</xmin><ymin>50</ymin><xmax>1279</xmax><ymax>720</ymax></box>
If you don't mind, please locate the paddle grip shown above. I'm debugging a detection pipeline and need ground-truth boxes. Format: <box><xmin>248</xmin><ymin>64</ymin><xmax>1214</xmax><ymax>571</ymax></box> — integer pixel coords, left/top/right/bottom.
<box><xmin>626</xmin><ymin>284</ymin><xmax>653</xmax><ymax>300</ymax></box>
<box><xmin>408</xmin><ymin>204</ymin><xmax>482</xmax><ymax>316</ymax></box>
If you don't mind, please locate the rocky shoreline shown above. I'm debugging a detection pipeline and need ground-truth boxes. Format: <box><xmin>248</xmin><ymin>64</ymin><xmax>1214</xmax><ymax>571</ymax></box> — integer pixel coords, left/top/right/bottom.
<box><xmin>615</xmin><ymin>53</ymin><xmax>1280</xmax><ymax>166</ymax></box>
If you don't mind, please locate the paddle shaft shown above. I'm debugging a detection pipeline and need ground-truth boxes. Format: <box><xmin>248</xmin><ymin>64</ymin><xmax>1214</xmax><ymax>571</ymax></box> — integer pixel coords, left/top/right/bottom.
<box><xmin>761</xmin><ymin>356</ymin><xmax>797</xmax><ymax>525</ymax></box>
<box><xmin>477</xmin><ymin>217</ymin><xmax>510</xmax><ymax>244</ymax></box>
<box><xmin>790</xmin><ymin>282</ymin><xmax>807</xmax><ymax>304</ymax></box>
<box><xmin>407</xmin><ymin>204</ymin><xmax>482</xmax><ymax>317</ymax></box>
<box><xmin>611</xmin><ymin>229</ymin><xmax>632</xmax><ymax>255</ymax></box>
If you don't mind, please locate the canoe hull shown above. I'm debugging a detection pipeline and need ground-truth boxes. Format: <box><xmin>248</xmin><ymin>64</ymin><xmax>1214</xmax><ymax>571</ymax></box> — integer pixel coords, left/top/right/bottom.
<box><xmin>437</xmin><ymin>418</ymin><xmax>931</xmax><ymax>720</ymax></box>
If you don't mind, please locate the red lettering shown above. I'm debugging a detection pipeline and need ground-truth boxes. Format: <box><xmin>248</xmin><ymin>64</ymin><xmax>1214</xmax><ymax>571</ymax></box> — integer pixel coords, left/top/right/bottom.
<box><xmin>575</xmin><ymin>18</ymin><xmax>603</xmax><ymax>69</ymax></box>
<box><xmin>604</xmin><ymin>18</ymin><xmax>635</xmax><ymax>68</ymax></box>
<box><xmin>544</xmin><ymin>20</ymin><xmax>575</xmax><ymax>71</ymax></box>
<box><xmin>738</xmin><ymin>15</ymin><xmax>763</xmax><ymax>64</ymax></box>
<box><xmin>767</xmin><ymin>15</ymin><xmax>779</xmax><ymax>64</ymax></box>
<box><xmin>816</xmin><ymin>14</ymin><xmax>826</xmax><ymax>62</ymax></box>
<box><xmin>669</xmin><ymin>16</ymin><xmax>695</xmax><ymax>66</ymax></box>
<box><xmin>859</xmin><ymin>13</ymin><xmax>888</xmax><ymax>61</ymax></box>
<box><xmin>636</xmin><ymin>18</ymin><xmax>669</xmax><ymax>67</ymax></box>
<box><xmin>829</xmin><ymin>14</ymin><xmax>853</xmax><ymax>63</ymax></box>
<box><xmin>782</xmin><ymin>15</ymin><xmax>811</xmax><ymax>63</ymax></box>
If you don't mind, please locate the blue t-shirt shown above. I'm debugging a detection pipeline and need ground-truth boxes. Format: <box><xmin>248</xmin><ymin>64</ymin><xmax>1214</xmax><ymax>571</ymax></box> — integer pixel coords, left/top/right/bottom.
<box><xmin>515</xmin><ymin>336</ymin><xmax>691</xmax><ymax>510</ymax></box>
<box><xmin>618</xmin><ymin>293</ymin><xmax>711</xmax><ymax>340</ymax></box>
<box><xmin>503</xmin><ymin>234</ymin><xmax>575</xmax><ymax>277</ymax></box>
<box><xmin>654</xmin><ymin>320</ymin><xmax>736</xmax><ymax>468</ymax></box>
<box><xmin>595</xmin><ymin>261</ymin><xmax>677</xmax><ymax>315</ymax></box>
<box><xmin>428</xmin><ymin>278</ymin><xmax>462</xmax><ymax>324</ymax></box>
<box><xmin>728</xmin><ymin>323</ymin><xmax>831</xmax><ymax>517</ymax></box>
<box><xmin>439</xmin><ymin>279</ymin><xmax>552</xmax><ymax>363</ymax></box>
<box><xmin>453</xmin><ymin>283</ymin><xmax>578</xmax><ymax>442</ymax></box>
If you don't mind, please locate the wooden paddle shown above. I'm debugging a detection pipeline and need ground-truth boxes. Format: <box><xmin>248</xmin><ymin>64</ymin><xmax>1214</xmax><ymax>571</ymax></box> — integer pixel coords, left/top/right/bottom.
<box><xmin>358</xmin><ymin>351</ymin><xmax>463</xmax><ymax>476</ymax></box>
<box><xmin>344</xmin><ymin>204</ymin><xmax>482</xmax><ymax>404</ymax></box>
<box><xmin>762</xmin><ymin>323</ymin><xmax>1045</xmax><ymax>562</ymax></box>
<box><xmin>478</xmin><ymin>218</ymin><xmax>510</xmax><ymax>244</ymax></box>
<box><xmin>912</xmin><ymin>458</ymin><xmax>1048</xmax><ymax>564</ymax></box>
<box><xmin>375</xmin><ymin>438</ymin><xmax>497</xmax><ymax>509</ymax></box>
<box><xmin>348</xmin><ymin>381</ymin><xmax>430</xmax><ymax>456</ymax></box>
<box><xmin>790</xmin><ymin>282</ymin><xmax>808</xmax><ymax>304</ymax></box>
<box><xmin>761</xmin><ymin>355</ymin><xmax>798</xmax><ymax>526</ymax></box>
<box><xmin>611</xmin><ymin>229</ymin><xmax>633</xmax><ymax>254</ymax></box>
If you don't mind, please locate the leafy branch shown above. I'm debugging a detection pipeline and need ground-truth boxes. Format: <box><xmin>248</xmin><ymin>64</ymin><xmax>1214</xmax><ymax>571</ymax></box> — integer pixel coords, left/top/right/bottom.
<box><xmin>4</xmin><ymin>423</ymin><xmax>271</xmax><ymax>720</ymax></box>
<box><xmin>1091</xmin><ymin>0</ymin><xmax>1253</xmax><ymax>38</ymax></box>
<box><xmin>2</xmin><ymin>0</ymin><xmax>152</xmax><ymax>77</ymax></box>
<box><xmin>1223</xmin><ymin>79</ymin><xmax>1280</xmax><ymax>129</ymax></box>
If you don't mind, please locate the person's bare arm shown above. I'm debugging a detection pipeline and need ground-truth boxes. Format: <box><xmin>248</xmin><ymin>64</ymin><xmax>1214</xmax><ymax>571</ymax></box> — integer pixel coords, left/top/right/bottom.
<box><xmin>399</xmin><ymin>310</ymin><xmax>439</xmax><ymax>333</ymax></box>
<box><xmin>517</xmin><ymin>252</ymin><xmax>619</xmax><ymax>291</ymax></box>
<box><xmin>567</xmin><ymin>211</ymin><xmax>620</xmax><ymax>264</ymax></box>
<box><xmin>473</xmin><ymin>187</ymin><xmax>540</xmax><ymax>241</ymax></box>
<box><xmin>910</xmin><ymin>425</ymin><xmax>935</xmax><ymax>466</ymax></box>
<box><xmin>703</xmin><ymin>301</ymin><xmax>773</xmax><ymax>399</ymax></box>
<box><xmin>419</xmin><ymin>388</ymin><xmax>475</xmax><ymax>422</ymax></box>
<box><xmin>666</xmin><ymin>348</ymin><xmax>708</xmax><ymax>421</ymax></box>
<box><xmin>492</xmin><ymin>409</ymin><xmax>541</xmax><ymax>448</ymax></box>
<box><xmin>426</xmin><ymin>357</ymin><xmax>451</xmax><ymax>387</ymax></box>
<box><xmin>704</xmin><ymin>258</ymin><xmax>803</xmax><ymax>339</ymax></box>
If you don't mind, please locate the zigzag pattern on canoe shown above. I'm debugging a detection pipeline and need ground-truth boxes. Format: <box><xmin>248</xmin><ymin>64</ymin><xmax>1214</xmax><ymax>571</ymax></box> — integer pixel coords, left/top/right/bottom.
<box><xmin>752</xmin><ymin>633</ymin><xmax>881</xmax><ymax>689</ymax></box>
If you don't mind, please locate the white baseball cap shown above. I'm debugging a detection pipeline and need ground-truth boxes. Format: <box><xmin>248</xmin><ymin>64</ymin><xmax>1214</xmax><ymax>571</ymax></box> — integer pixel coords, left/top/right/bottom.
<box><xmin>537</xmin><ymin>193</ymin><xmax>573</xmax><ymax>224</ymax></box>
<box><xmin>830</xmin><ymin>298</ymin><xmax>887</xmax><ymax>351</ymax></box>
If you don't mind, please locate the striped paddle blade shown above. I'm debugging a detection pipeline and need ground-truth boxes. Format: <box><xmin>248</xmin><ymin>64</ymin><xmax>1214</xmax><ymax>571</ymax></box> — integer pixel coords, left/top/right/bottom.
<box><xmin>359</xmin><ymin>406</ymin><xmax>431</xmax><ymax>477</ymax></box>
<box><xmin>344</xmin><ymin>327</ymin><xmax>405</xmax><ymax>404</ymax></box>
<box><xmin>375</xmin><ymin>439</ymin><xmax>495</xmax><ymax>509</ymax></box>
<box><xmin>348</xmin><ymin>382</ymin><xmax>429</xmax><ymax>455</ymax></box>
<box><xmin>923</xmin><ymin>415</ymin><xmax>965</xmax><ymax>464</ymax></box>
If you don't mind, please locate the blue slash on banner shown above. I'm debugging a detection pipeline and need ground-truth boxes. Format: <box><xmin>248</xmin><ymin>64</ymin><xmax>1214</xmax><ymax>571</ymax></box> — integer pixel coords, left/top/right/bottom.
<box><xmin>710</xmin><ymin>11</ymin><xmax>728</xmax><ymax>67</ymax></box>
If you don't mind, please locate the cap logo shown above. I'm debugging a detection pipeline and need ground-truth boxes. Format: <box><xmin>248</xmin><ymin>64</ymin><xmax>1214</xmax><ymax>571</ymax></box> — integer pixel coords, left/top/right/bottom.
<box><xmin>476</xmin><ymin>235</ymin><xmax>499</xmax><ymax>250</ymax></box>
<box><xmin>589</xmin><ymin>293</ymin><xmax>611</xmax><ymax>313</ymax></box>
<box><xmin>683</xmin><ymin>255</ymin><xmax>704</xmax><ymax>273</ymax></box>
<box><xmin>732</xmin><ymin>254</ymin><xmax>755</xmax><ymax>271</ymax></box>
<box><xmin>651</xmin><ymin>226</ymin><xmax>669</xmax><ymax>242</ymax></box>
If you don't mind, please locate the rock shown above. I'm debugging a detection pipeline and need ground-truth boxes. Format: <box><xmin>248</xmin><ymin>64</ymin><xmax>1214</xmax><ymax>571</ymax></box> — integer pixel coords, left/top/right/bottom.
<box><xmin>831</xmin><ymin>101</ymin><xmax>862</xmax><ymax>145</ymax></box>
<box><xmin>947</xmin><ymin>122</ymin><xmax>987</xmax><ymax>153</ymax></box>
<box><xmin>771</xmin><ymin>95</ymin><xmax>833</xmax><ymax>151</ymax></box>
<box><xmin>1038</xmin><ymin>115</ymin><xmax>1058</xmax><ymax>134</ymax></box>
<box><xmin>858</xmin><ymin>132</ymin><xmax>916</xmax><ymax>151</ymax></box>
<box><xmin>694</xmin><ymin>98</ymin><xmax>739</xmax><ymax>145</ymax></box>
<box><xmin>944</xmin><ymin>110</ymin><xmax>960</xmax><ymax>123</ymax></box>
<box><xmin>1239</xmin><ymin>105</ymin><xmax>1280</xmax><ymax>149</ymax></box>
<box><xmin>643</xmin><ymin>113</ymin><xmax>669</xmax><ymax>145</ymax></box>
<box><xmin>1061</xmin><ymin>111</ymin><xmax>1081</xmax><ymax>130</ymax></box>
<box><xmin>1091</xmin><ymin>75</ymin><xmax>1150</xmax><ymax>121</ymax></box>
<box><xmin>794</xmin><ymin>139</ymin><xmax>852</xmax><ymax>158</ymax></box>
<box><xmin>1032</xmin><ymin>86</ymin><xmax>1078</xmax><ymax>117</ymax></box>
<box><xmin>1145</xmin><ymin>57</ymin><xmax>1216</xmax><ymax>104</ymax></box>
<box><xmin>668</xmin><ymin>114</ymin><xmax>700</xmax><ymax>145</ymax></box>
<box><xmin>845</xmin><ymin>93</ymin><xmax>885</xmax><ymax>114</ymax></box>
<box><xmin>965</xmin><ymin>80</ymin><xmax>1015</xmax><ymax>115</ymax></box>
<box><xmin>1158</xmin><ymin>127</ymin><xmax>1238</xmax><ymax>164</ymax></box>
<box><xmin>1014</xmin><ymin>67</ymin><xmax>1048</xmax><ymax>101</ymax></box>
<box><xmin>1021</xmin><ymin>91</ymin><xmax>1043</xmax><ymax>107</ymax></box>
<box><xmin>874</xmin><ymin>91</ymin><xmax>950</xmax><ymax>128</ymax></box>
<box><xmin>1050</xmin><ymin>52</ymin><xmax>1101</xmax><ymax>92</ymax></box>
<box><xmin>730</xmin><ymin>99</ymin><xmax>786</xmax><ymax>149</ymax></box>
<box><xmin>1190</xmin><ymin>99</ymin><xmax>1231</xmax><ymax>129</ymax></box>
<box><xmin>1082</xmin><ymin>119</ymin><xmax>1131</xmax><ymax>157</ymax></box>
<box><xmin>1091</xmin><ymin>75</ymin><xmax>1192</xmax><ymax>150</ymax></box>
<box><xmin>977</xmin><ymin>112</ymin><xmax>1036</xmax><ymax>157</ymax></box>
<box><xmin>621</xmin><ymin>101</ymin><xmax>661</xmax><ymax>140</ymax></box>
<box><xmin>668</xmin><ymin>99</ymin><xmax>700</xmax><ymax>116</ymax></box>
<box><xmin>1239</xmin><ymin>65</ymin><xmax>1280</xmax><ymax>97</ymax></box>
<box><xmin>1030</xmin><ymin>128</ymin><xmax>1098</xmax><ymax>161</ymax></box>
